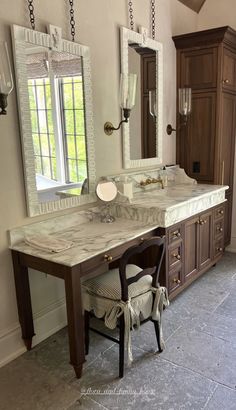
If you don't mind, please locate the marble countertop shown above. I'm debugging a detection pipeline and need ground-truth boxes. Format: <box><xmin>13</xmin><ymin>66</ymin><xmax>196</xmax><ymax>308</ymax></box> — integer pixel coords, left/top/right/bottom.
<box><xmin>113</xmin><ymin>183</ymin><xmax>228</xmax><ymax>228</ymax></box>
<box><xmin>9</xmin><ymin>212</ymin><xmax>157</xmax><ymax>267</ymax></box>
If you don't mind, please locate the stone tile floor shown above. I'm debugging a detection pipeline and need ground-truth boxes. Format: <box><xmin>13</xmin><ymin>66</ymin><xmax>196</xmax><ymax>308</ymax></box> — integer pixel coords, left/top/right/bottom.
<box><xmin>0</xmin><ymin>252</ymin><xmax>236</xmax><ymax>410</ymax></box>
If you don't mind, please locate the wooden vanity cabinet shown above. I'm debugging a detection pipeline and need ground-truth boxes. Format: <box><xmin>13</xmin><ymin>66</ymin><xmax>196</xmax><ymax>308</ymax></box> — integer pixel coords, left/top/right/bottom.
<box><xmin>173</xmin><ymin>27</ymin><xmax>236</xmax><ymax>246</ymax></box>
<box><xmin>158</xmin><ymin>203</ymin><xmax>224</xmax><ymax>299</ymax></box>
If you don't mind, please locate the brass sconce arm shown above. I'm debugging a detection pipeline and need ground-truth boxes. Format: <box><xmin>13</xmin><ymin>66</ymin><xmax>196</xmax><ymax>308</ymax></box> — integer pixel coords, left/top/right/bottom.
<box><xmin>104</xmin><ymin>108</ymin><xmax>131</xmax><ymax>136</ymax></box>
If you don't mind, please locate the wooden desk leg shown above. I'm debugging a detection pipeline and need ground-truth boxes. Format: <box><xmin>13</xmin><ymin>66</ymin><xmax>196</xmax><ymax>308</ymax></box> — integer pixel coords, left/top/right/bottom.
<box><xmin>11</xmin><ymin>251</ymin><xmax>35</xmax><ymax>350</ymax></box>
<box><xmin>65</xmin><ymin>266</ymin><xmax>85</xmax><ymax>379</ymax></box>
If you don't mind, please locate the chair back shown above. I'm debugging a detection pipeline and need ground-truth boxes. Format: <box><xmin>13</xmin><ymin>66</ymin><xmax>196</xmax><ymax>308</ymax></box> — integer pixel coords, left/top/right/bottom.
<box><xmin>119</xmin><ymin>236</ymin><xmax>166</xmax><ymax>301</ymax></box>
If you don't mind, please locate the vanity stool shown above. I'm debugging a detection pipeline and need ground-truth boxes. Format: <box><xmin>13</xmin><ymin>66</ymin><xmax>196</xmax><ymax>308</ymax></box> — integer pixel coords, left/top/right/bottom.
<box><xmin>82</xmin><ymin>237</ymin><xmax>169</xmax><ymax>378</ymax></box>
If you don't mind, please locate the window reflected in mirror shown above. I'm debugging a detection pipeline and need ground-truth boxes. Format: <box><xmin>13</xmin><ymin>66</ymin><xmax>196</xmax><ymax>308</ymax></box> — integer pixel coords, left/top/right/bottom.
<box><xmin>26</xmin><ymin>47</ymin><xmax>88</xmax><ymax>203</ymax></box>
<box><xmin>128</xmin><ymin>43</ymin><xmax>157</xmax><ymax>161</ymax></box>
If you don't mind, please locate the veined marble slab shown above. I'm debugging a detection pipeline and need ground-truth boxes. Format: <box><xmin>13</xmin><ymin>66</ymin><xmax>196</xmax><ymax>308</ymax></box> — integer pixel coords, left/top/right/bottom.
<box><xmin>9</xmin><ymin>210</ymin><xmax>157</xmax><ymax>267</ymax></box>
<box><xmin>112</xmin><ymin>184</ymin><xmax>228</xmax><ymax>228</ymax></box>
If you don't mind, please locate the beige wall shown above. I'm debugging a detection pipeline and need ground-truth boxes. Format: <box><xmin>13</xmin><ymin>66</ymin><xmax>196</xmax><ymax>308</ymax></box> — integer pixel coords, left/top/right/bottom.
<box><xmin>0</xmin><ymin>0</ymin><xmax>197</xmax><ymax>366</ymax></box>
<box><xmin>197</xmin><ymin>0</ymin><xmax>236</xmax><ymax>250</ymax></box>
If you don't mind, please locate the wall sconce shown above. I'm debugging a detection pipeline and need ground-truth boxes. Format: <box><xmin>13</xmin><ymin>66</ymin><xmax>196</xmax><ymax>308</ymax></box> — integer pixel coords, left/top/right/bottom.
<box><xmin>104</xmin><ymin>73</ymin><xmax>137</xmax><ymax>136</ymax></box>
<box><xmin>166</xmin><ymin>87</ymin><xmax>191</xmax><ymax>135</ymax></box>
<box><xmin>149</xmin><ymin>89</ymin><xmax>156</xmax><ymax>118</ymax></box>
<box><xmin>0</xmin><ymin>41</ymin><xmax>14</xmax><ymax>115</ymax></box>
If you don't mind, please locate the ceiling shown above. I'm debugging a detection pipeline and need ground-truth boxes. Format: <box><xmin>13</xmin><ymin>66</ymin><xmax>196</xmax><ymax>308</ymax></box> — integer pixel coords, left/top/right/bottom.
<box><xmin>177</xmin><ymin>0</ymin><xmax>207</xmax><ymax>13</ymax></box>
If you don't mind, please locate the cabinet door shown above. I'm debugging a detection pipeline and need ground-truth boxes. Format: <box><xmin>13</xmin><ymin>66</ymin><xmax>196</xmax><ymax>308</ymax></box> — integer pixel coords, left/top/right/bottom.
<box><xmin>199</xmin><ymin>211</ymin><xmax>212</xmax><ymax>270</ymax></box>
<box><xmin>184</xmin><ymin>216</ymin><xmax>199</xmax><ymax>281</ymax></box>
<box><xmin>222</xmin><ymin>49</ymin><xmax>236</xmax><ymax>92</ymax></box>
<box><xmin>218</xmin><ymin>93</ymin><xmax>236</xmax><ymax>190</ymax></box>
<box><xmin>179</xmin><ymin>92</ymin><xmax>216</xmax><ymax>183</ymax></box>
<box><xmin>180</xmin><ymin>47</ymin><xmax>218</xmax><ymax>89</ymax></box>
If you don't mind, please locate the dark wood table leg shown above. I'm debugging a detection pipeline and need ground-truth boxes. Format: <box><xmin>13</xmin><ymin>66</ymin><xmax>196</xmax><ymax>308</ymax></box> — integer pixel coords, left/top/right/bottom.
<box><xmin>65</xmin><ymin>266</ymin><xmax>85</xmax><ymax>379</ymax></box>
<box><xmin>11</xmin><ymin>250</ymin><xmax>35</xmax><ymax>350</ymax></box>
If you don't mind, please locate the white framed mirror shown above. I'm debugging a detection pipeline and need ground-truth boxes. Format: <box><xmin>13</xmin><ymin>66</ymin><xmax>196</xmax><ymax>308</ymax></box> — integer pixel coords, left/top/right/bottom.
<box><xmin>11</xmin><ymin>25</ymin><xmax>96</xmax><ymax>216</ymax></box>
<box><xmin>120</xmin><ymin>26</ymin><xmax>163</xmax><ymax>169</ymax></box>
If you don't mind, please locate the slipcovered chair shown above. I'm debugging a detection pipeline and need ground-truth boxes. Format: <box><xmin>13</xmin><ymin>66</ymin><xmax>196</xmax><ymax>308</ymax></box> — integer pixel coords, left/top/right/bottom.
<box><xmin>82</xmin><ymin>236</ymin><xmax>169</xmax><ymax>378</ymax></box>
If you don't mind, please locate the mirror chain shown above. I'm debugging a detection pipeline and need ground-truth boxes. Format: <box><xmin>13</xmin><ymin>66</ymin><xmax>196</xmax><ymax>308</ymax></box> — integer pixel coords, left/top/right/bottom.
<box><xmin>27</xmin><ymin>0</ymin><xmax>35</xmax><ymax>30</ymax></box>
<box><xmin>151</xmin><ymin>0</ymin><xmax>156</xmax><ymax>39</ymax></box>
<box><xmin>128</xmin><ymin>1</ymin><xmax>134</xmax><ymax>31</ymax></box>
<box><xmin>69</xmin><ymin>0</ymin><xmax>76</xmax><ymax>41</ymax></box>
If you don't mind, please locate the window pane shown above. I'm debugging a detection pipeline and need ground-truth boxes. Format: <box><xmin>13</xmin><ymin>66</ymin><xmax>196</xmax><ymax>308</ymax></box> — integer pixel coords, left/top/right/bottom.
<box><xmin>42</xmin><ymin>157</ymin><xmax>51</xmax><ymax>179</ymax></box>
<box><xmin>65</xmin><ymin>110</ymin><xmax>75</xmax><ymax>135</ymax></box>
<box><xmin>52</xmin><ymin>158</ymin><xmax>57</xmax><ymax>180</ymax></box>
<box><xmin>66</xmin><ymin>134</ymin><xmax>76</xmax><ymax>159</ymax></box>
<box><xmin>47</xmin><ymin>110</ymin><xmax>54</xmax><ymax>134</ymax></box>
<box><xmin>36</xmin><ymin>86</ymin><xmax>46</xmax><ymax>109</ymax></box>
<box><xmin>74</xmin><ymin>82</ymin><xmax>84</xmax><ymax>109</ymax></box>
<box><xmin>35</xmin><ymin>156</ymin><xmax>42</xmax><ymax>174</ymax></box>
<box><xmin>68</xmin><ymin>159</ymin><xmax>77</xmax><ymax>183</ymax></box>
<box><xmin>78</xmin><ymin>161</ymin><xmax>87</xmax><ymax>182</ymax></box>
<box><xmin>63</xmin><ymin>83</ymin><xmax>73</xmax><ymax>109</ymax></box>
<box><xmin>28</xmin><ymin>86</ymin><xmax>36</xmax><ymax>109</ymax></box>
<box><xmin>30</xmin><ymin>111</ymin><xmax>38</xmax><ymax>133</ymax></box>
<box><xmin>32</xmin><ymin>134</ymin><xmax>40</xmax><ymax>156</ymax></box>
<box><xmin>40</xmin><ymin>134</ymin><xmax>49</xmax><ymax>156</ymax></box>
<box><xmin>45</xmin><ymin>85</ymin><xmax>52</xmax><ymax>109</ymax></box>
<box><xmin>38</xmin><ymin>110</ymin><xmax>47</xmax><ymax>133</ymax></box>
<box><xmin>49</xmin><ymin>134</ymin><xmax>56</xmax><ymax>157</ymax></box>
<box><xmin>76</xmin><ymin>135</ymin><xmax>87</xmax><ymax>161</ymax></box>
<box><xmin>75</xmin><ymin>110</ymin><xmax>85</xmax><ymax>135</ymax></box>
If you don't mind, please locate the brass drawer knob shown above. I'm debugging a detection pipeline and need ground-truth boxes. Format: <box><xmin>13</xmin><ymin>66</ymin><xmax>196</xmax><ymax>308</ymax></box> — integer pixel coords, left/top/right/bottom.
<box><xmin>223</xmin><ymin>79</ymin><xmax>229</xmax><ymax>84</ymax></box>
<box><xmin>219</xmin><ymin>210</ymin><xmax>224</xmax><ymax>215</ymax></box>
<box><xmin>172</xmin><ymin>253</ymin><xmax>181</xmax><ymax>260</ymax></box>
<box><xmin>172</xmin><ymin>230</ymin><xmax>181</xmax><ymax>238</ymax></box>
<box><xmin>200</xmin><ymin>220</ymin><xmax>204</xmax><ymax>225</ymax></box>
<box><xmin>217</xmin><ymin>226</ymin><xmax>223</xmax><ymax>232</ymax></box>
<box><xmin>140</xmin><ymin>237</ymin><xmax>145</xmax><ymax>242</ymax></box>
<box><xmin>217</xmin><ymin>247</ymin><xmax>223</xmax><ymax>252</ymax></box>
<box><xmin>104</xmin><ymin>254</ymin><xmax>113</xmax><ymax>262</ymax></box>
<box><xmin>173</xmin><ymin>278</ymin><xmax>181</xmax><ymax>284</ymax></box>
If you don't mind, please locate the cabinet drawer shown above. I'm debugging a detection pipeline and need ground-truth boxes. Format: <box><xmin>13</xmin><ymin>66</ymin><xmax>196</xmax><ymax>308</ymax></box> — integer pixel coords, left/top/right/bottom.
<box><xmin>214</xmin><ymin>205</ymin><xmax>224</xmax><ymax>220</ymax></box>
<box><xmin>168</xmin><ymin>268</ymin><xmax>182</xmax><ymax>293</ymax></box>
<box><xmin>168</xmin><ymin>225</ymin><xmax>182</xmax><ymax>245</ymax></box>
<box><xmin>214</xmin><ymin>218</ymin><xmax>224</xmax><ymax>240</ymax></box>
<box><xmin>80</xmin><ymin>230</ymin><xmax>156</xmax><ymax>276</ymax></box>
<box><xmin>168</xmin><ymin>243</ymin><xmax>182</xmax><ymax>270</ymax></box>
<box><xmin>213</xmin><ymin>239</ymin><xmax>224</xmax><ymax>259</ymax></box>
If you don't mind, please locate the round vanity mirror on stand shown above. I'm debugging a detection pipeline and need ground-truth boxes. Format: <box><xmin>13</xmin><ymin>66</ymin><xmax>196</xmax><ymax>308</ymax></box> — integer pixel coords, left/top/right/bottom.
<box><xmin>96</xmin><ymin>181</ymin><xmax>118</xmax><ymax>223</ymax></box>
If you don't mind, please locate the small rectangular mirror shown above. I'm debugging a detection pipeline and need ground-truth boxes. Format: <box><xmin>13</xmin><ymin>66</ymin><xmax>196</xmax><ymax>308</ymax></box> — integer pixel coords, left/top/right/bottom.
<box><xmin>120</xmin><ymin>27</ymin><xmax>163</xmax><ymax>169</ymax></box>
<box><xmin>12</xmin><ymin>25</ymin><xmax>96</xmax><ymax>216</ymax></box>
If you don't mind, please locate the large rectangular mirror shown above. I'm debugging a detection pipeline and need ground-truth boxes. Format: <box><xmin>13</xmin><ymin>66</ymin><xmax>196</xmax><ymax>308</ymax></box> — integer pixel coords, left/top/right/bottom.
<box><xmin>12</xmin><ymin>25</ymin><xmax>96</xmax><ymax>216</ymax></box>
<box><xmin>120</xmin><ymin>27</ymin><xmax>163</xmax><ymax>169</ymax></box>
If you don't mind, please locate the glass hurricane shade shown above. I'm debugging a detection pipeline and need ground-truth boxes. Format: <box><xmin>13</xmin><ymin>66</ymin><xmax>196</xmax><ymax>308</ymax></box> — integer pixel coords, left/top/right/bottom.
<box><xmin>179</xmin><ymin>87</ymin><xmax>191</xmax><ymax>116</ymax></box>
<box><xmin>149</xmin><ymin>89</ymin><xmax>157</xmax><ymax>118</ymax></box>
<box><xmin>0</xmin><ymin>41</ymin><xmax>13</xmax><ymax>115</ymax></box>
<box><xmin>0</xmin><ymin>41</ymin><xmax>13</xmax><ymax>95</ymax></box>
<box><xmin>119</xmin><ymin>73</ymin><xmax>137</xmax><ymax>110</ymax></box>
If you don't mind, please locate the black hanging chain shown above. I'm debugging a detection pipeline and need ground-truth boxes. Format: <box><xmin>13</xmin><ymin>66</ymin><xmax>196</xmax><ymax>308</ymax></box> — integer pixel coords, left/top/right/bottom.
<box><xmin>128</xmin><ymin>1</ymin><xmax>134</xmax><ymax>31</ymax></box>
<box><xmin>28</xmin><ymin>0</ymin><xmax>35</xmax><ymax>30</ymax></box>
<box><xmin>69</xmin><ymin>0</ymin><xmax>76</xmax><ymax>41</ymax></box>
<box><xmin>151</xmin><ymin>0</ymin><xmax>156</xmax><ymax>39</ymax></box>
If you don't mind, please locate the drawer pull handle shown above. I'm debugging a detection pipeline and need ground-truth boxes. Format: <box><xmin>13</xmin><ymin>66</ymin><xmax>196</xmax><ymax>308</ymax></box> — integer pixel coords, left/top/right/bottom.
<box><xmin>223</xmin><ymin>79</ymin><xmax>229</xmax><ymax>84</ymax></box>
<box><xmin>140</xmin><ymin>237</ymin><xmax>145</xmax><ymax>242</ymax></box>
<box><xmin>173</xmin><ymin>278</ymin><xmax>181</xmax><ymax>284</ymax></box>
<box><xmin>216</xmin><ymin>247</ymin><xmax>223</xmax><ymax>252</ymax></box>
<box><xmin>200</xmin><ymin>220</ymin><xmax>204</xmax><ymax>225</ymax></box>
<box><xmin>219</xmin><ymin>210</ymin><xmax>224</xmax><ymax>215</ymax></box>
<box><xmin>172</xmin><ymin>253</ymin><xmax>181</xmax><ymax>260</ymax></box>
<box><xmin>104</xmin><ymin>254</ymin><xmax>113</xmax><ymax>262</ymax></box>
<box><xmin>217</xmin><ymin>227</ymin><xmax>223</xmax><ymax>232</ymax></box>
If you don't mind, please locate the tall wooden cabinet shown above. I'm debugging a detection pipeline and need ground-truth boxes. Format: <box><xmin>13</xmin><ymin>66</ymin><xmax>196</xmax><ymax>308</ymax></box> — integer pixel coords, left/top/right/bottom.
<box><xmin>173</xmin><ymin>26</ymin><xmax>236</xmax><ymax>246</ymax></box>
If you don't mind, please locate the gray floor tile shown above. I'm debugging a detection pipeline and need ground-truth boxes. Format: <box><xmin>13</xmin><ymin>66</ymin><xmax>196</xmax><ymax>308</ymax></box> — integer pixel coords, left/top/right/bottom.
<box><xmin>205</xmin><ymin>385</ymin><xmax>236</xmax><ymax>410</ymax></box>
<box><xmin>72</xmin><ymin>345</ymin><xmax>216</xmax><ymax>410</ymax></box>
<box><xmin>68</xmin><ymin>396</ymin><xmax>109</xmax><ymax>410</ymax></box>
<box><xmin>161</xmin><ymin>326</ymin><xmax>236</xmax><ymax>388</ymax></box>
<box><xmin>0</xmin><ymin>356</ymin><xmax>80</xmax><ymax>410</ymax></box>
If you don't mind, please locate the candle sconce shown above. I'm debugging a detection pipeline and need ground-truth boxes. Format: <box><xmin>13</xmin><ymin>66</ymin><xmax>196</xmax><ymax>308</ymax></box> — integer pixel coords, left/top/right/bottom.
<box><xmin>0</xmin><ymin>41</ymin><xmax>14</xmax><ymax>115</ymax></box>
<box><xmin>166</xmin><ymin>87</ymin><xmax>191</xmax><ymax>135</ymax></box>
